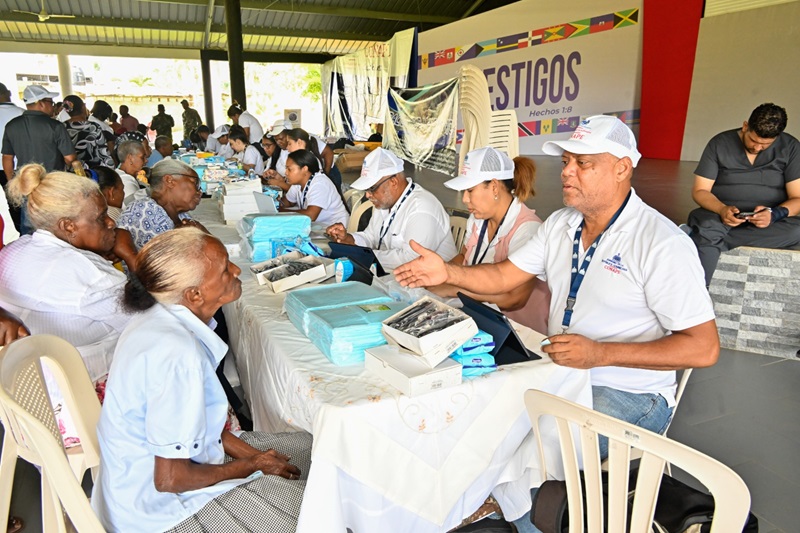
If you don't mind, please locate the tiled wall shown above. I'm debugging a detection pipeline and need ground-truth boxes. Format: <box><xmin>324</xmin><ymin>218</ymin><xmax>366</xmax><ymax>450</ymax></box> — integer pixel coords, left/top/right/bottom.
<box><xmin>710</xmin><ymin>247</ymin><xmax>800</xmax><ymax>359</ymax></box>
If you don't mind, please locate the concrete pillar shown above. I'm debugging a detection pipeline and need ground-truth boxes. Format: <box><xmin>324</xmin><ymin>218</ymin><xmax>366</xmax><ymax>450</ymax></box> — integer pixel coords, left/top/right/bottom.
<box><xmin>57</xmin><ymin>54</ymin><xmax>72</xmax><ymax>97</ymax></box>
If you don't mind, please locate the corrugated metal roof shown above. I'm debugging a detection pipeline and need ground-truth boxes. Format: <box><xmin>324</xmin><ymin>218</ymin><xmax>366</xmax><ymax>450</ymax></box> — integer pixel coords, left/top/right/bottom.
<box><xmin>0</xmin><ymin>0</ymin><xmax>521</xmax><ymax>59</ymax></box>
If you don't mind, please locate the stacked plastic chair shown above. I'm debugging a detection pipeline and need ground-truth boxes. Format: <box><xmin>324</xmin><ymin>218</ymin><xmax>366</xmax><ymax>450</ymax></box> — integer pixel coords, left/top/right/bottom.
<box><xmin>459</xmin><ymin>65</ymin><xmax>519</xmax><ymax>168</ymax></box>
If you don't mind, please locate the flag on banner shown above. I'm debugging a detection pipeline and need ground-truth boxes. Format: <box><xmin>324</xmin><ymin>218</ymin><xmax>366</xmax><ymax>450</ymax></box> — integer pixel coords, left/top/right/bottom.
<box><xmin>519</xmin><ymin>121</ymin><xmax>540</xmax><ymax>136</ymax></box>
<box><xmin>590</xmin><ymin>13</ymin><xmax>615</xmax><ymax>33</ymax></box>
<box><xmin>456</xmin><ymin>129</ymin><xmax>464</xmax><ymax>144</ymax></box>
<box><xmin>557</xmin><ymin>117</ymin><xmax>575</xmax><ymax>132</ymax></box>
<box><xmin>457</xmin><ymin>43</ymin><xmax>481</xmax><ymax>61</ymax></box>
<box><xmin>497</xmin><ymin>32</ymin><xmax>529</xmax><ymax>53</ymax></box>
<box><xmin>614</xmin><ymin>8</ymin><xmax>639</xmax><ymax>28</ymax></box>
<box><xmin>442</xmin><ymin>48</ymin><xmax>456</xmax><ymax>64</ymax></box>
<box><xmin>568</xmin><ymin>116</ymin><xmax>581</xmax><ymax>129</ymax></box>
<box><xmin>434</xmin><ymin>50</ymin><xmax>446</xmax><ymax>66</ymax></box>
<box><xmin>530</xmin><ymin>28</ymin><xmax>544</xmax><ymax>46</ymax></box>
<box><xmin>455</xmin><ymin>46</ymin><xmax>465</xmax><ymax>61</ymax></box>
<box><xmin>567</xmin><ymin>19</ymin><xmax>591</xmax><ymax>38</ymax></box>
<box><xmin>419</xmin><ymin>55</ymin><xmax>429</xmax><ymax>69</ymax></box>
<box><xmin>476</xmin><ymin>39</ymin><xmax>497</xmax><ymax>57</ymax></box>
<box><xmin>544</xmin><ymin>25</ymin><xmax>566</xmax><ymax>42</ymax></box>
<box><xmin>541</xmin><ymin>120</ymin><xmax>553</xmax><ymax>134</ymax></box>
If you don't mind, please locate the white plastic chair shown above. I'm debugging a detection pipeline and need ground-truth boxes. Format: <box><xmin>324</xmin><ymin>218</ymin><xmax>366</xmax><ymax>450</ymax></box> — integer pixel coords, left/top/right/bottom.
<box><xmin>524</xmin><ymin>390</ymin><xmax>751</xmax><ymax>533</ymax></box>
<box><xmin>450</xmin><ymin>214</ymin><xmax>468</xmax><ymax>251</ymax></box>
<box><xmin>0</xmin><ymin>335</ymin><xmax>102</xmax><ymax>532</ymax></box>
<box><xmin>347</xmin><ymin>200</ymin><xmax>374</xmax><ymax>234</ymax></box>
<box><xmin>343</xmin><ymin>188</ymin><xmax>365</xmax><ymax>211</ymax></box>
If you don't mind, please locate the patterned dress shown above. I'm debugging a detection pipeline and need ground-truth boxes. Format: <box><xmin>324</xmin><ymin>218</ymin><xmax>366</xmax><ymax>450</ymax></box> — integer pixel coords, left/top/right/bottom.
<box><xmin>65</xmin><ymin>120</ymin><xmax>114</xmax><ymax>168</ymax></box>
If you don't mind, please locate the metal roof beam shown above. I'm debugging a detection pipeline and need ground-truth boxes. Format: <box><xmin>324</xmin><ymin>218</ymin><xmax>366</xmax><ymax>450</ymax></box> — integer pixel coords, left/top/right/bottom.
<box><xmin>0</xmin><ymin>12</ymin><xmax>389</xmax><ymax>41</ymax></box>
<box><xmin>142</xmin><ymin>0</ymin><xmax>456</xmax><ymax>24</ymax></box>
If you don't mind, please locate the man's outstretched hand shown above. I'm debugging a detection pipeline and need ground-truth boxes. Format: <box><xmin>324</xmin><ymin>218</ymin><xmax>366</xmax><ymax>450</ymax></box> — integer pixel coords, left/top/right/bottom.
<box><xmin>393</xmin><ymin>240</ymin><xmax>448</xmax><ymax>288</ymax></box>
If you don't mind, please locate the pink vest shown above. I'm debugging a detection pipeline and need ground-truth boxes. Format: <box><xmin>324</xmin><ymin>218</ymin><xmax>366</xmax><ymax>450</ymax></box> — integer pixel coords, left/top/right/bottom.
<box><xmin>463</xmin><ymin>203</ymin><xmax>551</xmax><ymax>334</ymax></box>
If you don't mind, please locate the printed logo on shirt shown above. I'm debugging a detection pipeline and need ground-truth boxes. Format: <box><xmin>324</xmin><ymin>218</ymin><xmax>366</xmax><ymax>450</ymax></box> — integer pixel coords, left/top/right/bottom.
<box><xmin>601</xmin><ymin>252</ymin><xmax>628</xmax><ymax>274</ymax></box>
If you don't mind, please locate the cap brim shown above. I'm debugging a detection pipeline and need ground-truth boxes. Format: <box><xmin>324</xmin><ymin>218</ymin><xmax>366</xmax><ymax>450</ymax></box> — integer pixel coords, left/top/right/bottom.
<box><xmin>444</xmin><ymin>174</ymin><xmax>482</xmax><ymax>191</ymax></box>
<box><xmin>542</xmin><ymin>139</ymin><xmax>607</xmax><ymax>157</ymax></box>
<box><xmin>350</xmin><ymin>175</ymin><xmax>380</xmax><ymax>190</ymax></box>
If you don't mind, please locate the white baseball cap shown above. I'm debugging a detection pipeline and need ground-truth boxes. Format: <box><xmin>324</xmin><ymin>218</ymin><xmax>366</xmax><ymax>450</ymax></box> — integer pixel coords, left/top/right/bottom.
<box><xmin>350</xmin><ymin>148</ymin><xmax>405</xmax><ymax>190</ymax></box>
<box><xmin>542</xmin><ymin>115</ymin><xmax>642</xmax><ymax>167</ymax></box>
<box><xmin>210</xmin><ymin>125</ymin><xmax>230</xmax><ymax>139</ymax></box>
<box><xmin>444</xmin><ymin>147</ymin><xmax>514</xmax><ymax>191</ymax></box>
<box><xmin>23</xmin><ymin>85</ymin><xmax>58</xmax><ymax>105</ymax></box>
<box><xmin>268</xmin><ymin>119</ymin><xmax>293</xmax><ymax>135</ymax></box>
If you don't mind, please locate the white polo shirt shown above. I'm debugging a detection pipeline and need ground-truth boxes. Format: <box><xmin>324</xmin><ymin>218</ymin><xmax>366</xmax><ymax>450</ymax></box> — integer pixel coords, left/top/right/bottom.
<box><xmin>286</xmin><ymin>172</ymin><xmax>349</xmax><ymax>227</ymax></box>
<box><xmin>508</xmin><ymin>189</ymin><xmax>714</xmax><ymax>404</ymax></box>
<box><xmin>353</xmin><ymin>179</ymin><xmax>458</xmax><ymax>271</ymax></box>
<box><xmin>234</xmin><ymin>144</ymin><xmax>264</xmax><ymax>174</ymax></box>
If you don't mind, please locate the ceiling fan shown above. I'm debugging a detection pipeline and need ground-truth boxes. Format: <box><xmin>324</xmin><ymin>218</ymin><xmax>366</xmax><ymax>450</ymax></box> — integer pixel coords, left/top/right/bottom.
<box><xmin>12</xmin><ymin>0</ymin><xmax>76</xmax><ymax>22</ymax></box>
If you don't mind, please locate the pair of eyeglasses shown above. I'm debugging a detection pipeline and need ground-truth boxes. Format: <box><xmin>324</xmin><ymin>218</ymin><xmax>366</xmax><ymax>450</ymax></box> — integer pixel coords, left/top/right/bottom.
<box><xmin>41</xmin><ymin>98</ymin><xmax>54</xmax><ymax>105</ymax></box>
<box><xmin>173</xmin><ymin>173</ymin><xmax>202</xmax><ymax>191</ymax></box>
<box><xmin>365</xmin><ymin>174</ymin><xmax>396</xmax><ymax>195</ymax></box>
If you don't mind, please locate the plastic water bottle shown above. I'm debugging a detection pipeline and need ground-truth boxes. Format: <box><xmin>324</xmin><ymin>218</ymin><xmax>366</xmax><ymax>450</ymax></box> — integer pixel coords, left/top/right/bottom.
<box><xmin>248</xmin><ymin>169</ymin><xmax>256</xmax><ymax>180</ymax></box>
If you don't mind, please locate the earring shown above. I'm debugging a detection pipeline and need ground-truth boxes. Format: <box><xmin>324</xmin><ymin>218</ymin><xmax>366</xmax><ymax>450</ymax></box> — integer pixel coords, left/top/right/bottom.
<box><xmin>494</xmin><ymin>195</ymin><xmax>499</xmax><ymax>201</ymax></box>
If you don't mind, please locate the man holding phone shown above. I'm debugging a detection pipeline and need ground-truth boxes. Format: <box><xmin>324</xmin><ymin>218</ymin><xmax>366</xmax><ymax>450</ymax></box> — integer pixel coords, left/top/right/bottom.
<box><xmin>687</xmin><ymin>103</ymin><xmax>800</xmax><ymax>285</ymax></box>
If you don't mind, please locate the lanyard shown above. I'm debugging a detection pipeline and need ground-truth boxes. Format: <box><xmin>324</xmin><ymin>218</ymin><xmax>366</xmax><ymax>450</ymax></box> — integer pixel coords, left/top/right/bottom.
<box><xmin>378</xmin><ymin>182</ymin><xmax>415</xmax><ymax>248</ymax></box>
<box><xmin>471</xmin><ymin>203</ymin><xmax>511</xmax><ymax>265</ymax></box>
<box><xmin>561</xmin><ymin>191</ymin><xmax>631</xmax><ymax>332</ymax></box>
<box><xmin>300</xmin><ymin>173</ymin><xmax>316</xmax><ymax>209</ymax></box>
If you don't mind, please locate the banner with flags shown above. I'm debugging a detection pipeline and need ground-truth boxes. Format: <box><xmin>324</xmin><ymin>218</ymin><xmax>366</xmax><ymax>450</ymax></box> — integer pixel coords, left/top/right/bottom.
<box><xmin>418</xmin><ymin>1</ymin><xmax>643</xmax><ymax>154</ymax></box>
<box><xmin>384</xmin><ymin>78</ymin><xmax>460</xmax><ymax>176</ymax></box>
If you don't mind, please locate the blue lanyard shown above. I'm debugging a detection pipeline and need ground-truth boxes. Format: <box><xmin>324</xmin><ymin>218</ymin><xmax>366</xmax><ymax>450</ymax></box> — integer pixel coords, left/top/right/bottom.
<box><xmin>300</xmin><ymin>173</ymin><xmax>316</xmax><ymax>209</ymax></box>
<box><xmin>561</xmin><ymin>191</ymin><xmax>631</xmax><ymax>331</ymax></box>
<box><xmin>471</xmin><ymin>204</ymin><xmax>510</xmax><ymax>265</ymax></box>
<box><xmin>378</xmin><ymin>183</ymin><xmax>415</xmax><ymax>248</ymax></box>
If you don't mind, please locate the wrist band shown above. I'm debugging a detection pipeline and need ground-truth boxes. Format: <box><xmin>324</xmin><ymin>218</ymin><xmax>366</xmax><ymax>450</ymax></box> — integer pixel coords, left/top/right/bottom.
<box><xmin>771</xmin><ymin>206</ymin><xmax>789</xmax><ymax>223</ymax></box>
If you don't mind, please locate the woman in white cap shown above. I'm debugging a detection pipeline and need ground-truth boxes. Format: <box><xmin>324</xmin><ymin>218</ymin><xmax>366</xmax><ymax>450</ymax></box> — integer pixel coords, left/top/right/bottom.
<box><xmin>206</xmin><ymin>124</ymin><xmax>234</xmax><ymax>159</ymax></box>
<box><xmin>438</xmin><ymin>146</ymin><xmax>550</xmax><ymax>333</ymax></box>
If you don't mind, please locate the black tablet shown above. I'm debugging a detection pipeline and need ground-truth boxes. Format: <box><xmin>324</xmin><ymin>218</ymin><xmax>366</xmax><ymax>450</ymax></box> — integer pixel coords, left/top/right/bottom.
<box><xmin>328</xmin><ymin>242</ymin><xmax>387</xmax><ymax>277</ymax></box>
<box><xmin>457</xmin><ymin>292</ymin><xmax>542</xmax><ymax>365</ymax></box>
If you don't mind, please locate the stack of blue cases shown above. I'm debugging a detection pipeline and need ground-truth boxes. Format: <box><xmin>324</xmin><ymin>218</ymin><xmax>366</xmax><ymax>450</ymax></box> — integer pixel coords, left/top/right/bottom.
<box><xmin>284</xmin><ymin>282</ymin><xmax>393</xmax><ymax>337</ymax></box>
<box><xmin>307</xmin><ymin>302</ymin><xmax>407</xmax><ymax>365</ymax></box>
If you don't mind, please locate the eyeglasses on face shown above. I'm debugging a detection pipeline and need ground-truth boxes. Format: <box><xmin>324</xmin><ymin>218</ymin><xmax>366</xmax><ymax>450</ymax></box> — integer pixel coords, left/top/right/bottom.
<box><xmin>365</xmin><ymin>174</ymin><xmax>396</xmax><ymax>195</ymax></box>
<box><xmin>173</xmin><ymin>173</ymin><xmax>202</xmax><ymax>191</ymax></box>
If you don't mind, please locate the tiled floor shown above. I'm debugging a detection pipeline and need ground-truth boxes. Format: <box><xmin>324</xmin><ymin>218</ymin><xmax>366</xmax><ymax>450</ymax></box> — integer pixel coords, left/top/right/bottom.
<box><xmin>4</xmin><ymin>156</ymin><xmax>797</xmax><ymax>531</ymax></box>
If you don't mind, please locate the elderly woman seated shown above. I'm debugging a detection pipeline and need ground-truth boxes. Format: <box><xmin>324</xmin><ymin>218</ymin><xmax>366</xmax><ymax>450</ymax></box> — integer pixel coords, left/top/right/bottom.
<box><xmin>116</xmin><ymin>139</ymin><xmax>149</xmax><ymax>206</ymax></box>
<box><xmin>117</xmin><ymin>158</ymin><xmax>207</xmax><ymax>254</ymax></box>
<box><xmin>92</xmin><ymin>228</ymin><xmax>312</xmax><ymax>532</ymax></box>
<box><xmin>0</xmin><ymin>163</ymin><xmax>130</xmax><ymax>443</ymax></box>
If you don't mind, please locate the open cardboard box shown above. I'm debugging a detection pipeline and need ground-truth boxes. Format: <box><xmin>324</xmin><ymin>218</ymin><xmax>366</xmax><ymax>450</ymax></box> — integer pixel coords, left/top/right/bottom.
<box><xmin>365</xmin><ymin>344</ymin><xmax>462</xmax><ymax>397</ymax></box>
<box><xmin>381</xmin><ymin>296</ymin><xmax>478</xmax><ymax>368</ymax></box>
<box><xmin>251</xmin><ymin>253</ymin><xmax>334</xmax><ymax>292</ymax></box>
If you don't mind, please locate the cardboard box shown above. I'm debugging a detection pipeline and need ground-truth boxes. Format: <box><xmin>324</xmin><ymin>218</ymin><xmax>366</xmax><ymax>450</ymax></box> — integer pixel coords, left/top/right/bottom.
<box><xmin>335</xmin><ymin>150</ymin><xmax>369</xmax><ymax>171</ymax></box>
<box><xmin>382</xmin><ymin>297</ymin><xmax>478</xmax><ymax>368</ymax></box>
<box><xmin>252</xmin><ymin>255</ymin><xmax>334</xmax><ymax>292</ymax></box>
<box><xmin>365</xmin><ymin>345</ymin><xmax>462</xmax><ymax>397</ymax></box>
<box><xmin>250</xmin><ymin>251</ymin><xmax>305</xmax><ymax>282</ymax></box>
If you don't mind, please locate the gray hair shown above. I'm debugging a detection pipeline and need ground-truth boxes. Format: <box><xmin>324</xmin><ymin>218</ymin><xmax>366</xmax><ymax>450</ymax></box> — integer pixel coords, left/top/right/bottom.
<box><xmin>6</xmin><ymin>164</ymin><xmax>100</xmax><ymax>231</ymax></box>
<box><xmin>124</xmin><ymin>228</ymin><xmax>211</xmax><ymax>309</ymax></box>
<box><xmin>149</xmin><ymin>158</ymin><xmax>194</xmax><ymax>191</ymax></box>
<box><xmin>117</xmin><ymin>139</ymin><xmax>145</xmax><ymax>162</ymax></box>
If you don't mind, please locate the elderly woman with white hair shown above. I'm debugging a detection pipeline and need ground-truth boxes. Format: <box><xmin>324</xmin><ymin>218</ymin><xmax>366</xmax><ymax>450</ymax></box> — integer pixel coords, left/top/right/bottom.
<box><xmin>0</xmin><ymin>163</ymin><xmax>130</xmax><ymax>444</ymax></box>
<box><xmin>116</xmin><ymin>139</ymin><xmax>148</xmax><ymax>205</ymax></box>
<box><xmin>93</xmin><ymin>228</ymin><xmax>312</xmax><ymax>533</ymax></box>
<box><xmin>117</xmin><ymin>158</ymin><xmax>206</xmax><ymax>253</ymax></box>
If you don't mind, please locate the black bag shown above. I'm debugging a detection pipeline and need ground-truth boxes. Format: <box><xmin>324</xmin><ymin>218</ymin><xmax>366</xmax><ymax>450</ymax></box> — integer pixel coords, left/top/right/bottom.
<box><xmin>531</xmin><ymin>468</ymin><xmax>759</xmax><ymax>533</ymax></box>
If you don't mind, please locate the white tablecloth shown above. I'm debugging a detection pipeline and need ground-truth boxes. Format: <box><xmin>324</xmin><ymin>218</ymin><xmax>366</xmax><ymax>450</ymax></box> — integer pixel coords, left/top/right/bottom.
<box><xmin>193</xmin><ymin>200</ymin><xmax>592</xmax><ymax>532</ymax></box>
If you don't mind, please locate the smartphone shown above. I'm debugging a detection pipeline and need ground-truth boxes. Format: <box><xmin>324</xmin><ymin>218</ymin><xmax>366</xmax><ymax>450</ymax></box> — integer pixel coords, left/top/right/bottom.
<box><xmin>734</xmin><ymin>212</ymin><xmax>755</xmax><ymax>219</ymax></box>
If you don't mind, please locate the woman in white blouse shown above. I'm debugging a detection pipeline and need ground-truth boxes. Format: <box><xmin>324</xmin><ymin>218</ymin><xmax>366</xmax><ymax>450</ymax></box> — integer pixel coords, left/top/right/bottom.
<box><xmin>228</xmin><ymin>127</ymin><xmax>265</xmax><ymax>175</ymax></box>
<box><xmin>227</xmin><ymin>104</ymin><xmax>264</xmax><ymax>144</ymax></box>
<box><xmin>93</xmin><ymin>228</ymin><xmax>311</xmax><ymax>533</ymax></box>
<box><xmin>0</xmin><ymin>163</ymin><xmax>130</xmax><ymax>443</ymax></box>
<box><xmin>434</xmin><ymin>147</ymin><xmax>551</xmax><ymax>333</ymax></box>
<box><xmin>280</xmin><ymin>149</ymin><xmax>349</xmax><ymax>227</ymax></box>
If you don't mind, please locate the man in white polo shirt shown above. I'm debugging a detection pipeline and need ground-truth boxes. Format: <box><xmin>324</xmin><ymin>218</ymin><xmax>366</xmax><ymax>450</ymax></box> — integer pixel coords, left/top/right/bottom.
<box><xmin>326</xmin><ymin>148</ymin><xmax>457</xmax><ymax>271</ymax></box>
<box><xmin>395</xmin><ymin>117</ymin><xmax>719</xmax><ymax>527</ymax></box>
<box><xmin>398</xmin><ymin>115</ymin><xmax>718</xmax><ymax>434</ymax></box>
